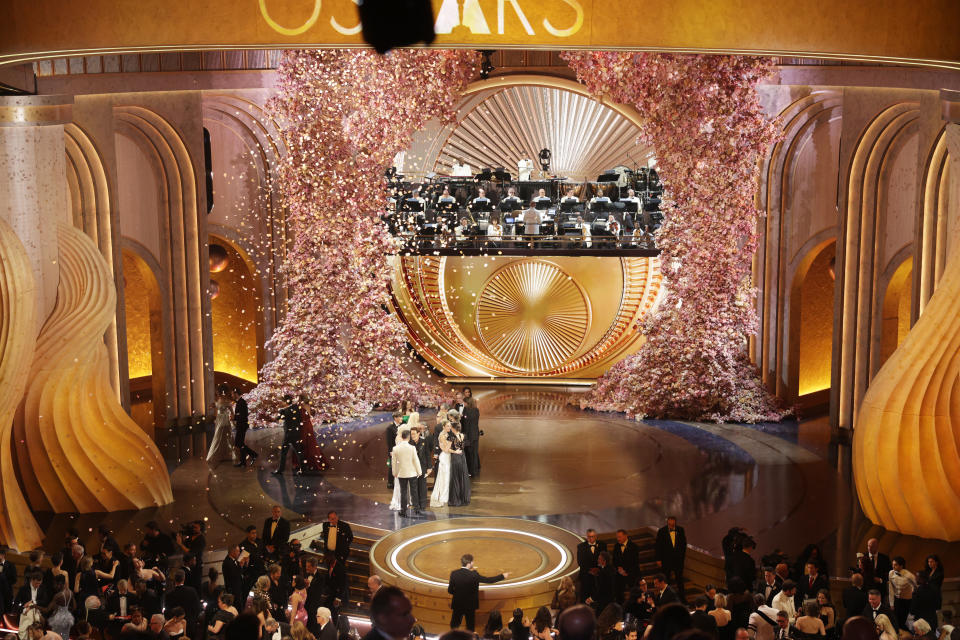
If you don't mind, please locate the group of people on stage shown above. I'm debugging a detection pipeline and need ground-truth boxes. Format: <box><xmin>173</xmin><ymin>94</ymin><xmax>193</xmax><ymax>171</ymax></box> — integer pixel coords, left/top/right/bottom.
<box><xmin>205</xmin><ymin>385</ymin><xmax>325</xmax><ymax>475</ymax></box>
<box><xmin>385</xmin><ymin>389</ymin><xmax>482</xmax><ymax>517</ymax></box>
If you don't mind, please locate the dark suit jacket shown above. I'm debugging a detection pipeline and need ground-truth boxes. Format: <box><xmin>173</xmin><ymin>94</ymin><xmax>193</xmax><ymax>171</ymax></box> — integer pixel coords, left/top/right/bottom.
<box><xmin>165</xmin><ymin>584</ymin><xmax>202</xmax><ymax>629</ymax></box>
<box><xmin>726</xmin><ymin>550</ymin><xmax>757</xmax><ymax>586</ymax></box>
<box><xmin>448</xmin><ymin>567</ymin><xmax>504</xmax><ymax>612</ymax></box>
<box><xmin>654</xmin><ymin>526</ymin><xmax>687</xmax><ymax>568</ymax></box>
<box><xmin>235</xmin><ymin>397</ymin><xmax>249</xmax><ymax>428</ymax></box>
<box><xmin>386</xmin><ymin>423</ymin><xmax>399</xmax><ymax>455</ymax></box>
<box><xmin>612</xmin><ymin>540</ymin><xmax>640</xmax><ymax>581</ymax></box>
<box><xmin>321</xmin><ymin>521</ymin><xmax>354</xmax><ymax>563</ymax></box>
<box><xmin>862</xmin><ymin>604</ymin><xmax>897</xmax><ymax>629</ymax></box>
<box><xmin>279</xmin><ymin>403</ymin><xmax>301</xmax><ymax>441</ymax></box>
<box><xmin>654</xmin><ymin>586</ymin><xmax>679</xmax><ymax>608</ymax></box>
<box><xmin>462</xmin><ymin>407</ymin><xmax>480</xmax><ymax>444</ymax></box>
<box><xmin>263</xmin><ymin>517</ymin><xmax>291</xmax><ymax>552</ymax></box>
<box><xmin>799</xmin><ymin>573</ymin><xmax>829</xmax><ymax>600</ymax></box>
<box><xmin>268</xmin><ymin>580</ymin><xmax>290</xmax><ymax>619</ymax></box>
<box><xmin>592</xmin><ymin>564</ymin><xmax>616</xmax><ymax>611</ymax></box>
<box><xmin>316</xmin><ymin>621</ymin><xmax>338</xmax><ymax>640</ymax></box>
<box><xmin>691</xmin><ymin>610</ymin><xmax>719</xmax><ymax>638</ymax></box>
<box><xmin>106</xmin><ymin>590</ymin><xmax>140</xmax><ymax>616</ymax></box>
<box><xmin>576</xmin><ymin>540</ymin><xmax>607</xmax><ymax>574</ymax></box>
<box><xmin>755</xmin><ymin>577</ymin><xmax>783</xmax><ymax>605</ymax></box>
<box><xmin>413</xmin><ymin>437</ymin><xmax>431</xmax><ymax>474</ymax></box>
<box><xmin>841</xmin><ymin>586</ymin><xmax>867</xmax><ymax>621</ymax></box>
<box><xmin>867</xmin><ymin>553</ymin><xmax>892</xmax><ymax>589</ymax></box>
<box><xmin>14</xmin><ymin>584</ymin><xmax>50</xmax><ymax>610</ymax></box>
<box><xmin>222</xmin><ymin>555</ymin><xmax>245</xmax><ymax>603</ymax></box>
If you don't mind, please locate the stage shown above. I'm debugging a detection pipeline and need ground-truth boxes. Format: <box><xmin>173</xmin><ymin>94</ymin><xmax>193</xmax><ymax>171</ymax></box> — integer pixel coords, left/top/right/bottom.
<box><xmin>34</xmin><ymin>387</ymin><xmax>960</xmax><ymax>587</ymax></box>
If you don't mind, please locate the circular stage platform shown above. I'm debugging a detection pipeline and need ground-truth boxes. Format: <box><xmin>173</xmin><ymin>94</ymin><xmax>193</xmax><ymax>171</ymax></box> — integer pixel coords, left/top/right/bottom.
<box><xmin>370</xmin><ymin>517</ymin><xmax>581</xmax><ymax>633</ymax></box>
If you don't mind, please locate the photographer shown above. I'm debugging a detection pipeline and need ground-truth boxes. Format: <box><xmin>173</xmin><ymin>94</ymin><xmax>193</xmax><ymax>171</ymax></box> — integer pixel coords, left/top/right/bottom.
<box><xmin>176</xmin><ymin>521</ymin><xmax>207</xmax><ymax>571</ymax></box>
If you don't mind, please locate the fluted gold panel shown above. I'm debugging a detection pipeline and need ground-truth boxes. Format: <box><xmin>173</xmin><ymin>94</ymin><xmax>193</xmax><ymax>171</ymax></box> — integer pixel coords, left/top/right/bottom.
<box><xmin>853</xmin><ymin>248</ymin><xmax>960</xmax><ymax>541</ymax></box>
<box><xmin>476</xmin><ymin>260</ymin><xmax>590</xmax><ymax>372</ymax></box>
<box><xmin>0</xmin><ymin>218</ymin><xmax>43</xmax><ymax>550</ymax></box>
<box><xmin>391</xmin><ymin>256</ymin><xmax>663</xmax><ymax>379</ymax></box>
<box><xmin>13</xmin><ymin>223</ymin><xmax>173</xmax><ymax>514</ymax></box>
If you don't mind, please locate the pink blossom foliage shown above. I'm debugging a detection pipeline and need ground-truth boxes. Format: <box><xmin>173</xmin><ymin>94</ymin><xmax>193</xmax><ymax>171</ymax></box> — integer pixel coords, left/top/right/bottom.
<box><xmin>561</xmin><ymin>51</ymin><xmax>787</xmax><ymax>422</ymax></box>
<box><xmin>247</xmin><ymin>49</ymin><xmax>478</xmax><ymax>425</ymax></box>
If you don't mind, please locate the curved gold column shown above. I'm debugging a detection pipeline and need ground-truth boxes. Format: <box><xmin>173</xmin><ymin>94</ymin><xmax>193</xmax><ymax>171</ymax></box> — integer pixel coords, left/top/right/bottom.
<box><xmin>853</xmin><ymin>247</ymin><xmax>960</xmax><ymax>541</ymax></box>
<box><xmin>0</xmin><ymin>218</ymin><xmax>43</xmax><ymax>550</ymax></box>
<box><xmin>14</xmin><ymin>223</ymin><xmax>173</xmax><ymax>513</ymax></box>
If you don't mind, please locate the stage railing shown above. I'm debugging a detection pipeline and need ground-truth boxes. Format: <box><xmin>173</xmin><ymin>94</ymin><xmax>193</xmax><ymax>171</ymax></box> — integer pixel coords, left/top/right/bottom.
<box><xmin>395</xmin><ymin>233</ymin><xmax>661</xmax><ymax>257</ymax></box>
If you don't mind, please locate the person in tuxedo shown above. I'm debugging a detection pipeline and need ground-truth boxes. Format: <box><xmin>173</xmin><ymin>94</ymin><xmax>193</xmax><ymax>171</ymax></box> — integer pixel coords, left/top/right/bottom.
<box><xmin>222</xmin><ymin>545</ymin><xmax>247</xmax><ymax>606</ymax></box>
<box><xmin>727</xmin><ymin>539</ymin><xmax>758</xmax><ymax>588</ymax></box>
<box><xmin>386</xmin><ymin>412</ymin><xmax>402</xmax><ymax>490</ymax></box>
<box><xmin>655</xmin><ymin>517</ymin><xmax>687</xmax><ymax>595</ymax></box>
<box><xmin>864</xmin><ymin>539</ymin><xmax>891</xmax><ymax>598</ymax></box>
<box><xmin>862</xmin><ymin>589</ymin><xmax>897</xmax><ymax>630</ymax></box>
<box><xmin>240</xmin><ymin>525</ymin><xmax>265</xmax><ymax>596</ymax></box>
<box><xmin>165</xmin><ymin>570</ymin><xmax>202</xmax><ymax>640</ymax></box>
<box><xmin>262</xmin><ymin>505</ymin><xmax>291</xmax><ymax>559</ymax></box>
<box><xmin>15</xmin><ymin>572</ymin><xmax>50</xmax><ymax>612</ymax></box>
<box><xmin>321</xmin><ymin>511</ymin><xmax>353</xmax><ymax>565</ymax></box>
<box><xmin>453</xmin><ymin>391</ymin><xmax>465</xmax><ymax>415</ymax></box>
<box><xmin>691</xmin><ymin>597</ymin><xmax>719</xmax><ymax>638</ymax></box>
<box><xmin>841</xmin><ymin>573</ymin><xmax>867</xmax><ymax>623</ymax></box>
<box><xmin>0</xmin><ymin>547</ymin><xmax>16</xmax><ymax>611</ymax></box>
<box><xmin>324</xmin><ymin>555</ymin><xmax>348</xmax><ymax>611</ymax></box>
<box><xmin>410</xmin><ymin>427</ymin><xmax>432</xmax><ymax>511</ymax></box>
<box><xmin>274</xmin><ymin>394</ymin><xmax>303</xmax><ymax>475</ymax></box>
<box><xmin>391</xmin><ymin>429</ymin><xmax>423</xmax><ymax>517</ymax></box>
<box><xmin>266</xmin><ymin>565</ymin><xmax>289</xmax><ymax>622</ymax></box>
<box><xmin>363</xmin><ymin>586</ymin><xmax>416</xmax><ymax>640</ymax></box>
<box><xmin>576</xmin><ymin>529</ymin><xmax>606</xmax><ymax>604</ymax></box>
<box><xmin>461</xmin><ymin>397</ymin><xmax>481</xmax><ymax>476</ymax></box>
<box><xmin>314</xmin><ymin>607</ymin><xmax>337</xmax><ymax>640</ymax></box>
<box><xmin>233</xmin><ymin>389</ymin><xmax>257</xmax><ymax>466</ymax></box>
<box><xmin>303</xmin><ymin>558</ymin><xmax>327</xmax><ymax>636</ymax></box>
<box><xmin>133</xmin><ymin>579</ymin><xmax>161</xmax><ymax>618</ymax></box>
<box><xmin>586</xmin><ymin>552</ymin><xmax>615</xmax><ymax>613</ymax></box>
<box><xmin>612</xmin><ymin>530</ymin><xmax>640</xmax><ymax>603</ymax></box>
<box><xmin>799</xmin><ymin>562</ymin><xmax>829</xmax><ymax>602</ymax></box>
<box><xmin>755</xmin><ymin>567</ymin><xmax>783</xmax><ymax>605</ymax></box>
<box><xmin>448</xmin><ymin>554</ymin><xmax>509</xmax><ymax>631</ymax></box>
<box><xmin>651</xmin><ymin>574</ymin><xmax>679</xmax><ymax>609</ymax></box>
<box><xmin>107</xmin><ymin>579</ymin><xmax>138</xmax><ymax>617</ymax></box>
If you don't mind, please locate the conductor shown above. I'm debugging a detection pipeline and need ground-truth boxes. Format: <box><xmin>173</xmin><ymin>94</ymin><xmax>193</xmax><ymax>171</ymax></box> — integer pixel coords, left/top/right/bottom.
<box><xmin>448</xmin><ymin>554</ymin><xmax>510</xmax><ymax>631</ymax></box>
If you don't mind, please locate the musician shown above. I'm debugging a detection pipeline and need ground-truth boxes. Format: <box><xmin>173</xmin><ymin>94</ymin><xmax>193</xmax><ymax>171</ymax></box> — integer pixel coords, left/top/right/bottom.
<box><xmin>501</xmin><ymin>187</ymin><xmax>522</xmax><ymax>210</ymax></box>
<box><xmin>562</xmin><ymin>187</ymin><xmax>579</xmax><ymax>203</ymax></box>
<box><xmin>577</xmin><ymin>215</ymin><xmax>592</xmax><ymax>248</ymax></box>
<box><xmin>522</xmin><ymin>201</ymin><xmax>542</xmax><ymax>237</ymax></box>
<box><xmin>606</xmin><ymin>214</ymin><xmax>622</xmax><ymax>240</ymax></box>
<box><xmin>471</xmin><ymin>188</ymin><xmax>489</xmax><ymax>206</ymax></box>
<box><xmin>454</xmin><ymin>217</ymin><xmax>472</xmax><ymax>240</ymax></box>
<box><xmin>451</xmin><ymin>158</ymin><xmax>473</xmax><ymax>177</ymax></box>
<box><xmin>486</xmin><ymin>218</ymin><xmax>504</xmax><ymax>244</ymax></box>
<box><xmin>621</xmin><ymin>188</ymin><xmax>641</xmax><ymax>229</ymax></box>
<box><xmin>437</xmin><ymin>186</ymin><xmax>456</xmax><ymax>206</ymax></box>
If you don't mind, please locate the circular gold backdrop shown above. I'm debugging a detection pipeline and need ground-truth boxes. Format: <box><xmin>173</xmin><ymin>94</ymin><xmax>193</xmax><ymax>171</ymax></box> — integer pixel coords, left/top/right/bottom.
<box><xmin>475</xmin><ymin>260</ymin><xmax>590</xmax><ymax>372</ymax></box>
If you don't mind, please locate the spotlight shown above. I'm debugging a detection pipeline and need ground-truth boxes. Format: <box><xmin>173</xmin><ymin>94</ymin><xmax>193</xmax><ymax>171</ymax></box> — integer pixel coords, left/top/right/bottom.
<box><xmin>479</xmin><ymin>50</ymin><xmax>496</xmax><ymax>80</ymax></box>
<box><xmin>359</xmin><ymin>0</ymin><xmax>435</xmax><ymax>54</ymax></box>
<box><xmin>538</xmin><ymin>148</ymin><xmax>552</xmax><ymax>173</ymax></box>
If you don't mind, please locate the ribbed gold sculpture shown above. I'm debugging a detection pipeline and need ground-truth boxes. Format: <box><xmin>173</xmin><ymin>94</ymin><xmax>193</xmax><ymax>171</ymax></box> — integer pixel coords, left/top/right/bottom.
<box><xmin>853</xmin><ymin>248</ymin><xmax>960</xmax><ymax>541</ymax></box>
<box><xmin>14</xmin><ymin>223</ymin><xmax>173</xmax><ymax>514</ymax></box>
<box><xmin>476</xmin><ymin>260</ymin><xmax>590</xmax><ymax>372</ymax></box>
<box><xmin>0</xmin><ymin>218</ymin><xmax>43</xmax><ymax>550</ymax></box>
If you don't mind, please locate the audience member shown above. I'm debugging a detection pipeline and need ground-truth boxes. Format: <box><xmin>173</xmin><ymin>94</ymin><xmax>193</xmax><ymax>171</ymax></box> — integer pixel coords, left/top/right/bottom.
<box><xmin>647</xmin><ymin>603</ymin><xmax>692</xmax><ymax>640</ymax></box>
<box><xmin>691</xmin><ymin>597</ymin><xmax>719</xmax><ymax>639</ymax></box>
<box><xmin>483</xmin><ymin>610</ymin><xmax>504</xmax><ymax>639</ymax></box>
<box><xmin>793</xmin><ymin>600</ymin><xmax>826</xmax><ymax>639</ymax></box>
<box><xmin>755</xmin><ymin>568</ymin><xmax>782</xmax><ymax>606</ymax></box>
<box><xmin>552</xmin><ymin>576</ymin><xmax>578</xmax><ymax>619</ymax></box>
<box><xmin>709</xmin><ymin>593</ymin><xmax>732</xmax><ymax>640</ymax></box>
<box><xmin>874</xmin><ymin>614</ymin><xmax>897</xmax><ymax>640</ymax></box>
<box><xmin>862</xmin><ymin>589</ymin><xmax>896</xmax><ymax>630</ymax></box>
<box><xmin>509</xmin><ymin>608</ymin><xmax>531</xmax><ymax>640</ymax></box>
<box><xmin>815</xmin><ymin>591</ymin><xmax>836</xmax><ymax>639</ymax></box>
<box><xmin>557</xmin><ymin>605</ymin><xmax>597</xmax><ymax>640</ymax></box>
<box><xmin>315</xmin><ymin>607</ymin><xmax>337</xmax><ymax>640</ymax></box>
<box><xmin>909</xmin><ymin>572</ymin><xmax>939</xmax><ymax>633</ymax></box>
<box><xmin>888</xmin><ymin>556</ymin><xmax>916</xmax><ymax>628</ymax></box>
<box><xmin>364</xmin><ymin>586</ymin><xmax>416</xmax><ymax>640</ymax></box>
<box><xmin>655</xmin><ymin>517</ymin><xmax>687</xmax><ymax>595</ymax></box>
<box><xmin>596</xmin><ymin>603</ymin><xmax>624</xmax><ymax>640</ymax></box>
<box><xmin>747</xmin><ymin>593</ymin><xmax>779</xmax><ymax>640</ymax></box>
<box><xmin>841</xmin><ymin>574</ymin><xmax>867</xmax><ymax>623</ymax></box>
<box><xmin>771</xmin><ymin>582</ymin><xmax>798</xmax><ymax>621</ymax></box>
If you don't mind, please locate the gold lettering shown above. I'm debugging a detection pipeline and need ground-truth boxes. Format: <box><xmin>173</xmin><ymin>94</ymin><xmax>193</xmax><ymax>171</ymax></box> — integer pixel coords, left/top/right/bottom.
<box><xmin>259</xmin><ymin>0</ymin><xmax>323</xmax><ymax>36</ymax></box>
<box><xmin>543</xmin><ymin>0</ymin><xmax>584</xmax><ymax>37</ymax></box>
<box><xmin>330</xmin><ymin>0</ymin><xmax>361</xmax><ymax>34</ymax></box>
<box><xmin>498</xmin><ymin>0</ymin><xmax>534</xmax><ymax>35</ymax></box>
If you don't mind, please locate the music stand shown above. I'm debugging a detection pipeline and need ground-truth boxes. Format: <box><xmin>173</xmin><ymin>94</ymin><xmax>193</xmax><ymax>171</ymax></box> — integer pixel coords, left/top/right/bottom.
<box><xmin>559</xmin><ymin>198</ymin><xmax>579</xmax><ymax>213</ymax></box>
<box><xmin>471</xmin><ymin>197</ymin><xmax>492</xmax><ymax>213</ymax></box>
<box><xmin>403</xmin><ymin>198</ymin><xmax>424</xmax><ymax>212</ymax></box>
<box><xmin>499</xmin><ymin>197</ymin><xmax>521</xmax><ymax>213</ymax></box>
<box><xmin>621</xmin><ymin>200</ymin><xmax>639</xmax><ymax>214</ymax></box>
<box><xmin>534</xmin><ymin>197</ymin><xmax>552</xmax><ymax>211</ymax></box>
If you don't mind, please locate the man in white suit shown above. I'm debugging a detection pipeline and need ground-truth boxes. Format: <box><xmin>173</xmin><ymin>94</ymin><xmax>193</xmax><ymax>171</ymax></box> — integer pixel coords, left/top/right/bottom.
<box><xmin>391</xmin><ymin>429</ymin><xmax>423</xmax><ymax>518</ymax></box>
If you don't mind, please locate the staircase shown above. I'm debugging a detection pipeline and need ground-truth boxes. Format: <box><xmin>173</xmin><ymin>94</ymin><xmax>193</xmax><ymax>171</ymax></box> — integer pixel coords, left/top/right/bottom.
<box><xmin>595</xmin><ymin>527</ymin><xmax>701</xmax><ymax>604</ymax></box>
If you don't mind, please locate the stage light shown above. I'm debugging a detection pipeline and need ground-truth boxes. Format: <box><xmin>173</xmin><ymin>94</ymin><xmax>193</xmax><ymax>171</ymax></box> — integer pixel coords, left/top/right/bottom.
<box><xmin>538</xmin><ymin>148</ymin><xmax>552</xmax><ymax>173</ymax></box>
<box><xmin>359</xmin><ymin>0</ymin><xmax>435</xmax><ymax>54</ymax></box>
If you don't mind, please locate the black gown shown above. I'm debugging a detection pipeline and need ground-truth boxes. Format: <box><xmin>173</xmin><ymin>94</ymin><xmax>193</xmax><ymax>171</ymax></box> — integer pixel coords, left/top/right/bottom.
<box><xmin>448</xmin><ymin>432</ymin><xmax>471</xmax><ymax>506</ymax></box>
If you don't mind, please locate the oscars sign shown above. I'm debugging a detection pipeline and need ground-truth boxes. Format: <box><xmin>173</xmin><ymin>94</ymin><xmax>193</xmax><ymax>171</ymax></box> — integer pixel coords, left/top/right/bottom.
<box><xmin>257</xmin><ymin>0</ymin><xmax>585</xmax><ymax>41</ymax></box>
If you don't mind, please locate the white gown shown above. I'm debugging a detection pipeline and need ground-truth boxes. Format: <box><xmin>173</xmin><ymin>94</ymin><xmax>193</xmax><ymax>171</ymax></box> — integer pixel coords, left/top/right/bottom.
<box><xmin>430</xmin><ymin>450</ymin><xmax>451</xmax><ymax>507</ymax></box>
<box><xmin>206</xmin><ymin>399</ymin><xmax>234</xmax><ymax>464</ymax></box>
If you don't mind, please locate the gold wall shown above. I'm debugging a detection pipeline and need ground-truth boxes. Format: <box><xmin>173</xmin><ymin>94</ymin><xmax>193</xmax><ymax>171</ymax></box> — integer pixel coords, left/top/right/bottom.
<box><xmin>798</xmin><ymin>245</ymin><xmax>835</xmax><ymax>396</ymax></box>
<box><xmin>210</xmin><ymin>240</ymin><xmax>260</xmax><ymax>382</ymax></box>
<box><xmin>391</xmin><ymin>255</ymin><xmax>662</xmax><ymax>380</ymax></box>
<box><xmin>123</xmin><ymin>252</ymin><xmax>153</xmax><ymax>379</ymax></box>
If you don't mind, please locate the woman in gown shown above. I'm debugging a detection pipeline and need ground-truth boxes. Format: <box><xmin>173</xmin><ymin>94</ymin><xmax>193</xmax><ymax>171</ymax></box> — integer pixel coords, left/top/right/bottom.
<box><xmin>297</xmin><ymin>396</ymin><xmax>325</xmax><ymax>473</ymax></box>
<box><xmin>430</xmin><ymin>420</ymin><xmax>453</xmax><ymax>507</ymax></box>
<box><xmin>389</xmin><ymin>413</ymin><xmax>420</xmax><ymax>511</ymax></box>
<box><xmin>448</xmin><ymin>417</ymin><xmax>471</xmax><ymax>506</ymax></box>
<box><xmin>206</xmin><ymin>384</ymin><xmax>235</xmax><ymax>465</ymax></box>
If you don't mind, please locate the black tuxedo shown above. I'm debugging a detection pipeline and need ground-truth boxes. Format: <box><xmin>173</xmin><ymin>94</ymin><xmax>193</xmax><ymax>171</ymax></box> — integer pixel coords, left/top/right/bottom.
<box><xmin>448</xmin><ymin>567</ymin><xmax>504</xmax><ymax>631</ymax></box>
<box><xmin>316</xmin><ymin>622</ymin><xmax>338</xmax><ymax>640</ymax></box>
<box><xmin>655</xmin><ymin>525</ymin><xmax>687</xmax><ymax>590</ymax></box>
<box><xmin>461</xmin><ymin>406</ymin><xmax>481</xmax><ymax>475</ymax></box>
<box><xmin>691</xmin><ymin>610</ymin><xmax>719</xmax><ymax>638</ymax></box>
<box><xmin>324</xmin><ymin>558</ymin><xmax>348</xmax><ymax>609</ymax></box>
<box><xmin>865</xmin><ymin>553</ymin><xmax>892</xmax><ymax>592</ymax></box>
<box><xmin>413</xmin><ymin>437</ymin><xmax>431</xmax><ymax>510</ymax></box>
<box><xmin>862</xmin><ymin>603</ymin><xmax>898</xmax><ymax>630</ymax></box>
<box><xmin>386</xmin><ymin>422</ymin><xmax>400</xmax><ymax>489</ymax></box>
<box><xmin>263</xmin><ymin>516</ymin><xmax>291</xmax><ymax>554</ymax></box>
<box><xmin>304</xmin><ymin>570</ymin><xmax>328</xmax><ymax>636</ymax></box>
<box><xmin>654</xmin><ymin>586</ymin><xmax>679</xmax><ymax>608</ymax></box>
<box><xmin>235</xmin><ymin>396</ymin><xmax>256</xmax><ymax>463</ymax></box>
<box><xmin>268</xmin><ymin>579</ymin><xmax>290</xmax><ymax>621</ymax></box>
<box><xmin>321</xmin><ymin>520</ymin><xmax>353</xmax><ymax>564</ymax></box>
<box><xmin>136</xmin><ymin>587</ymin><xmax>161</xmax><ymax>617</ymax></box>
<box><xmin>726</xmin><ymin>549</ymin><xmax>757</xmax><ymax>587</ymax></box>
<box><xmin>612</xmin><ymin>539</ymin><xmax>640</xmax><ymax>597</ymax></box>
<box><xmin>14</xmin><ymin>583</ymin><xmax>50</xmax><ymax>611</ymax></box>
<box><xmin>576</xmin><ymin>539</ymin><xmax>607</xmax><ymax>602</ymax></box>
<box><xmin>222</xmin><ymin>555</ymin><xmax>245</xmax><ymax>604</ymax></box>
<box><xmin>841</xmin><ymin>586</ymin><xmax>867</xmax><ymax>621</ymax></box>
<box><xmin>799</xmin><ymin>573</ymin><xmax>829</xmax><ymax>600</ymax></box>
<box><xmin>755</xmin><ymin>576</ymin><xmax>783</xmax><ymax>605</ymax></box>
<box><xmin>165</xmin><ymin>584</ymin><xmax>202</xmax><ymax>637</ymax></box>
<box><xmin>590</xmin><ymin>564</ymin><xmax>616</xmax><ymax>612</ymax></box>
<box><xmin>107</xmin><ymin>590</ymin><xmax>139</xmax><ymax>616</ymax></box>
